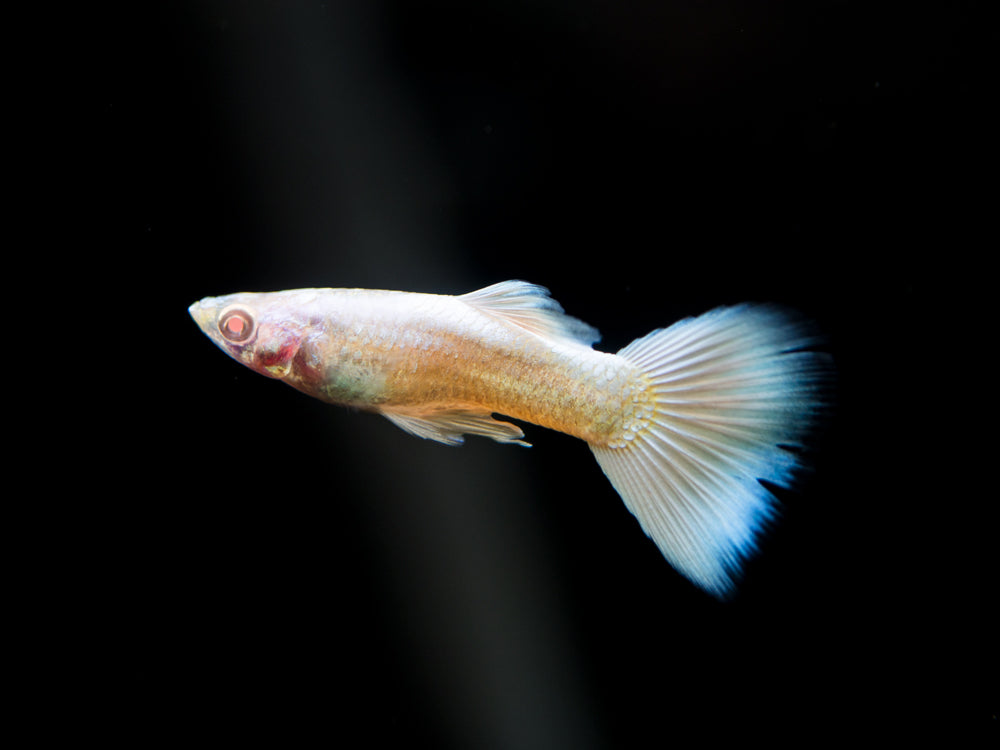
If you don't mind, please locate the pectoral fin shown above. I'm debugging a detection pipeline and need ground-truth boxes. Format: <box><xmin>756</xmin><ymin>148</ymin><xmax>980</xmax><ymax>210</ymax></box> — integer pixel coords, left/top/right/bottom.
<box><xmin>379</xmin><ymin>407</ymin><xmax>530</xmax><ymax>447</ymax></box>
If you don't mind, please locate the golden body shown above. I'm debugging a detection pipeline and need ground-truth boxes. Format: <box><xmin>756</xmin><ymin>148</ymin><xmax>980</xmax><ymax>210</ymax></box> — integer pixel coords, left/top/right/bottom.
<box><xmin>296</xmin><ymin>289</ymin><xmax>644</xmax><ymax>446</ymax></box>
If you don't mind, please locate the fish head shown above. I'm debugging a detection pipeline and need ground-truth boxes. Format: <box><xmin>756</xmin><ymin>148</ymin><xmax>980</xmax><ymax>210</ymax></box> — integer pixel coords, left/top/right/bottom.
<box><xmin>189</xmin><ymin>292</ymin><xmax>306</xmax><ymax>380</ymax></box>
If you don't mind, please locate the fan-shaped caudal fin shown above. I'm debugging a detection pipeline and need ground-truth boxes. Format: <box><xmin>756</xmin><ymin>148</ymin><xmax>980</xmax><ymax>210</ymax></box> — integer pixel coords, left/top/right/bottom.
<box><xmin>590</xmin><ymin>305</ymin><xmax>831</xmax><ymax>597</ymax></box>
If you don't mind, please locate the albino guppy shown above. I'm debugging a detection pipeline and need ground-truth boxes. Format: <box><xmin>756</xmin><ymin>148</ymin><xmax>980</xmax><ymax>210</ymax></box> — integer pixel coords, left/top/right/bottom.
<box><xmin>189</xmin><ymin>281</ymin><xmax>828</xmax><ymax>596</ymax></box>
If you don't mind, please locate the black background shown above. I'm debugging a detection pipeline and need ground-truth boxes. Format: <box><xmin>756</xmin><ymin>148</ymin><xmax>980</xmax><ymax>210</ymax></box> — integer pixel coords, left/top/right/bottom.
<box><xmin>96</xmin><ymin>1</ymin><xmax>993</xmax><ymax>746</ymax></box>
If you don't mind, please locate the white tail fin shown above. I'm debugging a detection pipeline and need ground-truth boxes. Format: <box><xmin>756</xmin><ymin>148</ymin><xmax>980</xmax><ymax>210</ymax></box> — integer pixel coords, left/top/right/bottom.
<box><xmin>590</xmin><ymin>305</ymin><xmax>830</xmax><ymax>597</ymax></box>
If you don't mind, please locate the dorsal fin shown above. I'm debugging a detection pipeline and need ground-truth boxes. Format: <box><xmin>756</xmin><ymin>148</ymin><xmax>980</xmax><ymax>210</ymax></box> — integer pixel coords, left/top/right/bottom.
<box><xmin>458</xmin><ymin>280</ymin><xmax>600</xmax><ymax>347</ymax></box>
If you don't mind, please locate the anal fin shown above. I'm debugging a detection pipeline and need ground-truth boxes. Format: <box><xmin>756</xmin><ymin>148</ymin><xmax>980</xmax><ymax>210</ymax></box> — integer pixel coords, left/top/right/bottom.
<box><xmin>380</xmin><ymin>407</ymin><xmax>530</xmax><ymax>447</ymax></box>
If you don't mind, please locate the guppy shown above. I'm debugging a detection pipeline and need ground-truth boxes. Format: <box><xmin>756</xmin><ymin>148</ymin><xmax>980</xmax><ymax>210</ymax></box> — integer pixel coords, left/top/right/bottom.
<box><xmin>190</xmin><ymin>281</ymin><xmax>827</xmax><ymax>597</ymax></box>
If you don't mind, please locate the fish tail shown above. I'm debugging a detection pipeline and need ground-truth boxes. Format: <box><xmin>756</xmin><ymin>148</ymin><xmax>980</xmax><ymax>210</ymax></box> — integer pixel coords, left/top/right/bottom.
<box><xmin>589</xmin><ymin>305</ymin><xmax>831</xmax><ymax>597</ymax></box>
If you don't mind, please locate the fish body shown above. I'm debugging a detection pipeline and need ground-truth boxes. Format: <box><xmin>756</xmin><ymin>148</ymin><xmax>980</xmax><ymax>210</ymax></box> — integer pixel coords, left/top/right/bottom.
<box><xmin>190</xmin><ymin>281</ymin><xmax>828</xmax><ymax>596</ymax></box>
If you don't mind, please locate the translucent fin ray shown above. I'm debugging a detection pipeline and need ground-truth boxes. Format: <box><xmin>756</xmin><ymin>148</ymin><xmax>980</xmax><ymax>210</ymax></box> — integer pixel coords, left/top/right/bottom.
<box><xmin>459</xmin><ymin>280</ymin><xmax>600</xmax><ymax>347</ymax></box>
<box><xmin>380</xmin><ymin>406</ymin><xmax>530</xmax><ymax>447</ymax></box>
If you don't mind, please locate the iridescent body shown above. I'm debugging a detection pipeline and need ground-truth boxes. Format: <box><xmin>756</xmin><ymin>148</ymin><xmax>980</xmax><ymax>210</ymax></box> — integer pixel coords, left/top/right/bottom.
<box><xmin>190</xmin><ymin>281</ymin><xmax>828</xmax><ymax>596</ymax></box>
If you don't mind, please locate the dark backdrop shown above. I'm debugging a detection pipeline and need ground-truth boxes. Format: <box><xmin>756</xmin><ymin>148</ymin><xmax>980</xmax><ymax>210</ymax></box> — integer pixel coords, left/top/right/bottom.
<box><xmin>100</xmin><ymin>1</ymin><xmax>993</xmax><ymax>746</ymax></box>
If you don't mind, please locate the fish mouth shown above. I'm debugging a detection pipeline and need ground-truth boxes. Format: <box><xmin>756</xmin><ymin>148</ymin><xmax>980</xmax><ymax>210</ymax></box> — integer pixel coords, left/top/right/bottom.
<box><xmin>188</xmin><ymin>299</ymin><xmax>216</xmax><ymax>331</ymax></box>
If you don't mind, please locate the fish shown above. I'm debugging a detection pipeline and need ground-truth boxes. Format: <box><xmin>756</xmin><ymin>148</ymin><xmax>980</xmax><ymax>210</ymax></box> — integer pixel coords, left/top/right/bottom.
<box><xmin>189</xmin><ymin>280</ymin><xmax>829</xmax><ymax>596</ymax></box>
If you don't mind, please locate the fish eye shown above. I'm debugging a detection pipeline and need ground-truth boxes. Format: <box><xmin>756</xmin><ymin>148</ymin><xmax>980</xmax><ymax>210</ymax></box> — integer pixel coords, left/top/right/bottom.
<box><xmin>218</xmin><ymin>305</ymin><xmax>256</xmax><ymax>343</ymax></box>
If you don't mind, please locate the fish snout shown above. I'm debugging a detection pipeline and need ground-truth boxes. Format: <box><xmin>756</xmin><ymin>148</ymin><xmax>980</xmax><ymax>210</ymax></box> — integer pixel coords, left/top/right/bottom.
<box><xmin>188</xmin><ymin>298</ymin><xmax>218</xmax><ymax>332</ymax></box>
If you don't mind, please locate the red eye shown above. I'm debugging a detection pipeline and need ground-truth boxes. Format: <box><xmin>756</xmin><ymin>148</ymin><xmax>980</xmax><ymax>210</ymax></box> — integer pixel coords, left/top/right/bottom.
<box><xmin>218</xmin><ymin>306</ymin><xmax>256</xmax><ymax>343</ymax></box>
